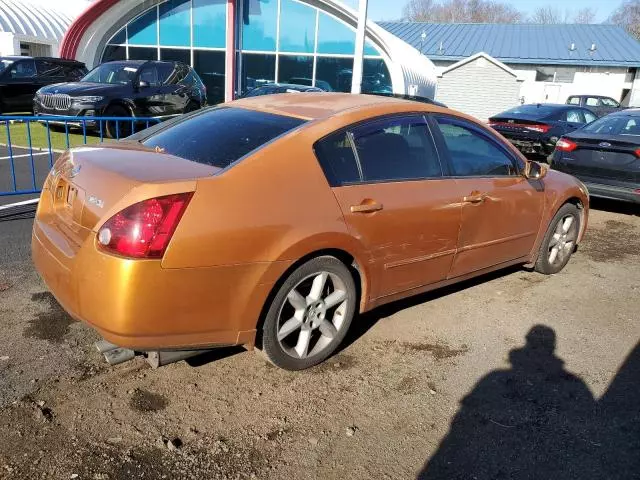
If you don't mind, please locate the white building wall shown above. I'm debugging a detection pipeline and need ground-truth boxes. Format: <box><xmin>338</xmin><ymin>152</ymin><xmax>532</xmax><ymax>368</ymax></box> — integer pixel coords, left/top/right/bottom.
<box><xmin>512</xmin><ymin>66</ymin><xmax>636</xmax><ymax>106</ymax></box>
<box><xmin>435</xmin><ymin>56</ymin><xmax>522</xmax><ymax>121</ymax></box>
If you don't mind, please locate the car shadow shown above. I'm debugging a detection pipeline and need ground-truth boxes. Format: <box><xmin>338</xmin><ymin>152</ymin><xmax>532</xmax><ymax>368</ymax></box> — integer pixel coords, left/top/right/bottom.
<box><xmin>185</xmin><ymin>345</ymin><xmax>246</xmax><ymax>367</ymax></box>
<box><xmin>417</xmin><ymin>327</ymin><xmax>640</xmax><ymax>480</ymax></box>
<box><xmin>589</xmin><ymin>197</ymin><xmax>638</xmax><ymax>216</ymax></box>
<box><xmin>338</xmin><ymin>266</ymin><xmax>521</xmax><ymax>354</ymax></box>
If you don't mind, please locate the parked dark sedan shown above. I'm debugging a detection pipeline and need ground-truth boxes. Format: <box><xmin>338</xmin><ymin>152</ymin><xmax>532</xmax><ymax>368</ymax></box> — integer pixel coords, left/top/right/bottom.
<box><xmin>489</xmin><ymin>104</ymin><xmax>598</xmax><ymax>158</ymax></box>
<box><xmin>240</xmin><ymin>83</ymin><xmax>325</xmax><ymax>98</ymax></box>
<box><xmin>33</xmin><ymin>60</ymin><xmax>206</xmax><ymax>138</ymax></box>
<box><xmin>0</xmin><ymin>56</ymin><xmax>86</xmax><ymax>113</ymax></box>
<box><xmin>551</xmin><ymin>110</ymin><xmax>640</xmax><ymax>203</ymax></box>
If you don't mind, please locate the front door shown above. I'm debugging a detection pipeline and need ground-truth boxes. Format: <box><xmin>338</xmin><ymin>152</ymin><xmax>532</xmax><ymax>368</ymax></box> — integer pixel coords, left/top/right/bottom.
<box><xmin>431</xmin><ymin>115</ymin><xmax>545</xmax><ymax>277</ymax></box>
<box><xmin>314</xmin><ymin>114</ymin><xmax>462</xmax><ymax>300</ymax></box>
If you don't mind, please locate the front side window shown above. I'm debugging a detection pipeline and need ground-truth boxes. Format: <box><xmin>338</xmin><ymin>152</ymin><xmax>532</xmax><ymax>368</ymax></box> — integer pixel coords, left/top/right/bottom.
<box><xmin>138</xmin><ymin>65</ymin><xmax>161</xmax><ymax>86</ymax></box>
<box><xmin>139</xmin><ymin>107</ymin><xmax>306</xmax><ymax>168</ymax></box>
<box><xmin>435</xmin><ymin>118</ymin><xmax>519</xmax><ymax>177</ymax></box>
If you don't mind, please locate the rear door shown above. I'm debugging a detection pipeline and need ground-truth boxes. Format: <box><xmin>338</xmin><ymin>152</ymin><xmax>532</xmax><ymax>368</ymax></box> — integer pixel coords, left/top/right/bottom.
<box><xmin>431</xmin><ymin>115</ymin><xmax>545</xmax><ymax>277</ymax></box>
<box><xmin>315</xmin><ymin>114</ymin><xmax>462</xmax><ymax>300</ymax></box>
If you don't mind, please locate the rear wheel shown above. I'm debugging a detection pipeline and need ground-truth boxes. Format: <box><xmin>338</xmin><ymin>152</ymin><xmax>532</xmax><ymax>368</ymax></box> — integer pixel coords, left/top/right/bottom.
<box><xmin>534</xmin><ymin>203</ymin><xmax>580</xmax><ymax>275</ymax></box>
<box><xmin>104</xmin><ymin>105</ymin><xmax>132</xmax><ymax>139</ymax></box>
<box><xmin>259</xmin><ymin>256</ymin><xmax>356</xmax><ymax>370</ymax></box>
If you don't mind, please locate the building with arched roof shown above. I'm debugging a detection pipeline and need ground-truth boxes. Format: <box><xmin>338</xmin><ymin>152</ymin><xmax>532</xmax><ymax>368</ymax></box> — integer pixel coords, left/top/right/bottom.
<box><xmin>59</xmin><ymin>0</ymin><xmax>438</xmax><ymax>104</ymax></box>
<box><xmin>0</xmin><ymin>0</ymin><xmax>88</xmax><ymax>57</ymax></box>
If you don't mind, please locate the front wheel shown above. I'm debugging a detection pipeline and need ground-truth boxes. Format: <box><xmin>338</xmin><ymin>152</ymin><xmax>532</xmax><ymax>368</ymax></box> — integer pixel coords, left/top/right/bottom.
<box><xmin>259</xmin><ymin>256</ymin><xmax>357</xmax><ymax>370</ymax></box>
<box><xmin>535</xmin><ymin>203</ymin><xmax>580</xmax><ymax>275</ymax></box>
<box><xmin>103</xmin><ymin>105</ymin><xmax>132</xmax><ymax>139</ymax></box>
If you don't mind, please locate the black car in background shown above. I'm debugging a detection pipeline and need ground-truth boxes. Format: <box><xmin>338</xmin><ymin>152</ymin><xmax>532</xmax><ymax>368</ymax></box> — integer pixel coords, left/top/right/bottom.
<box><xmin>34</xmin><ymin>60</ymin><xmax>207</xmax><ymax>138</ymax></box>
<box><xmin>551</xmin><ymin>110</ymin><xmax>640</xmax><ymax>203</ymax></box>
<box><xmin>240</xmin><ymin>83</ymin><xmax>325</xmax><ymax>98</ymax></box>
<box><xmin>489</xmin><ymin>104</ymin><xmax>599</xmax><ymax>158</ymax></box>
<box><xmin>0</xmin><ymin>56</ymin><xmax>86</xmax><ymax>113</ymax></box>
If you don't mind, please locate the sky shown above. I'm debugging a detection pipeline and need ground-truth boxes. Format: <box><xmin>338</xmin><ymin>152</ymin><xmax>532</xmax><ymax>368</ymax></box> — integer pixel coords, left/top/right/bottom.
<box><xmin>343</xmin><ymin>0</ymin><xmax>615</xmax><ymax>22</ymax></box>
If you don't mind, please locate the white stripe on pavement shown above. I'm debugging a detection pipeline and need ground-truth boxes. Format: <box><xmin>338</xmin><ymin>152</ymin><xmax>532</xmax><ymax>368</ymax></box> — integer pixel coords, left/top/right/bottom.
<box><xmin>0</xmin><ymin>198</ymin><xmax>40</xmax><ymax>211</ymax></box>
<box><xmin>0</xmin><ymin>152</ymin><xmax>51</xmax><ymax>160</ymax></box>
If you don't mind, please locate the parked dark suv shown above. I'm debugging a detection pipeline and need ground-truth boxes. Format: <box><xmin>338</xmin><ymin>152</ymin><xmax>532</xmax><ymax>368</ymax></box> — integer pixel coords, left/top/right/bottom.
<box><xmin>0</xmin><ymin>56</ymin><xmax>87</xmax><ymax>113</ymax></box>
<box><xmin>33</xmin><ymin>60</ymin><xmax>207</xmax><ymax>138</ymax></box>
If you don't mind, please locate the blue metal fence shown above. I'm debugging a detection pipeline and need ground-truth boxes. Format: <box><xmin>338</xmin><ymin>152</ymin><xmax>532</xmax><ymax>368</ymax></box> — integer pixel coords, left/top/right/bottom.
<box><xmin>0</xmin><ymin>115</ymin><xmax>162</xmax><ymax>196</ymax></box>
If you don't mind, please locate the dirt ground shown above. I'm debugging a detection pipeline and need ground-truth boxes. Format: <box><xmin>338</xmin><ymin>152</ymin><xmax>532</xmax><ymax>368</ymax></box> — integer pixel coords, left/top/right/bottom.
<box><xmin>0</xmin><ymin>199</ymin><xmax>638</xmax><ymax>480</ymax></box>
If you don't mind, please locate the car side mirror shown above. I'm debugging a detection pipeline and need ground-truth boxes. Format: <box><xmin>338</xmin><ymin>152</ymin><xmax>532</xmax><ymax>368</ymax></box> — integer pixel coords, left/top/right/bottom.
<box><xmin>525</xmin><ymin>161</ymin><xmax>547</xmax><ymax>180</ymax></box>
<box><xmin>138</xmin><ymin>80</ymin><xmax>150</xmax><ymax>89</ymax></box>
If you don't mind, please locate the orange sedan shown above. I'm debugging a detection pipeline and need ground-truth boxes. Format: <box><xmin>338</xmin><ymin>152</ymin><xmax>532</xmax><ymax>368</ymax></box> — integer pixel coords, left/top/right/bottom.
<box><xmin>32</xmin><ymin>93</ymin><xmax>589</xmax><ymax>371</ymax></box>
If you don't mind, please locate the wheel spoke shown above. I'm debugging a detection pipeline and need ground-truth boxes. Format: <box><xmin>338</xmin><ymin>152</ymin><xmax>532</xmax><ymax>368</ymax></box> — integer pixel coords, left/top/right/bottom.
<box><xmin>324</xmin><ymin>289</ymin><xmax>346</xmax><ymax>309</ymax></box>
<box><xmin>278</xmin><ymin>317</ymin><xmax>302</xmax><ymax>341</ymax></box>
<box><xmin>549</xmin><ymin>233</ymin><xmax>561</xmax><ymax>247</ymax></box>
<box><xmin>308</xmin><ymin>272</ymin><xmax>328</xmax><ymax>302</ymax></box>
<box><xmin>562</xmin><ymin>216</ymin><xmax>574</xmax><ymax>233</ymax></box>
<box><xmin>287</xmin><ymin>289</ymin><xmax>306</xmax><ymax>310</ymax></box>
<box><xmin>294</xmin><ymin>327</ymin><xmax>312</xmax><ymax>358</ymax></box>
<box><xmin>319</xmin><ymin>320</ymin><xmax>338</xmax><ymax>339</ymax></box>
<box><xmin>548</xmin><ymin>246</ymin><xmax>559</xmax><ymax>264</ymax></box>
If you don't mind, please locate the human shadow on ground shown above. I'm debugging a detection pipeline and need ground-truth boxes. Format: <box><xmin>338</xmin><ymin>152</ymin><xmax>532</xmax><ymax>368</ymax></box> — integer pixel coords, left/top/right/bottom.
<box><xmin>418</xmin><ymin>326</ymin><xmax>640</xmax><ymax>480</ymax></box>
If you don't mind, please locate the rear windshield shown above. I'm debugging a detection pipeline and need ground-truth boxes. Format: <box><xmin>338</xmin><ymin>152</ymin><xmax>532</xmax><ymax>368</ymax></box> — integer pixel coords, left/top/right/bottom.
<box><xmin>501</xmin><ymin>105</ymin><xmax>559</xmax><ymax>118</ymax></box>
<box><xmin>583</xmin><ymin>115</ymin><xmax>640</xmax><ymax>136</ymax></box>
<box><xmin>140</xmin><ymin>107</ymin><xmax>306</xmax><ymax>168</ymax></box>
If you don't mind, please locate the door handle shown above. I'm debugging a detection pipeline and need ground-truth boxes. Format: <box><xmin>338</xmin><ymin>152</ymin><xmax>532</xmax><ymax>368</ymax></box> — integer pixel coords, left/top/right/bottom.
<box><xmin>350</xmin><ymin>202</ymin><xmax>383</xmax><ymax>213</ymax></box>
<box><xmin>463</xmin><ymin>193</ymin><xmax>488</xmax><ymax>204</ymax></box>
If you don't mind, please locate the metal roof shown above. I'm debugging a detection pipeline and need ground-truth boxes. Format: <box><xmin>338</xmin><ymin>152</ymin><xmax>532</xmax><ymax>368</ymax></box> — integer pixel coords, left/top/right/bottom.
<box><xmin>0</xmin><ymin>0</ymin><xmax>86</xmax><ymax>42</ymax></box>
<box><xmin>378</xmin><ymin>22</ymin><xmax>640</xmax><ymax>67</ymax></box>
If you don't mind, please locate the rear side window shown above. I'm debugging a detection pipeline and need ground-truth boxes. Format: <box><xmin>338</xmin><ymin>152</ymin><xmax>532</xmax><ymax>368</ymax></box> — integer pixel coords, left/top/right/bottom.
<box><xmin>314</xmin><ymin>115</ymin><xmax>442</xmax><ymax>185</ymax></box>
<box><xmin>141</xmin><ymin>107</ymin><xmax>305</xmax><ymax>168</ymax></box>
<box><xmin>586</xmin><ymin>97</ymin><xmax>599</xmax><ymax>107</ymax></box>
<box><xmin>566</xmin><ymin>110</ymin><xmax>584</xmax><ymax>123</ymax></box>
<box><xmin>584</xmin><ymin>111</ymin><xmax>598</xmax><ymax>123</ymax></box>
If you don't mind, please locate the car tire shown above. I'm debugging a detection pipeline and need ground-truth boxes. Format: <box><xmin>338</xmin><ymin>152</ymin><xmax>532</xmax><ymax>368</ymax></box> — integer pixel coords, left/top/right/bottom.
<box><xmin>534</xmin><ymin>203</ymin><xmax>580</xmax><ymax>275</ymax></box>
<box><xmin>184</xmin><ymin>101</ymin><xmax>199</xmax><ymax>113</ymax></box>
<box><xmin>259</xmin><ymin>256</ymin><xmax>357</xmax><ymax>371</ymax></box>
<box><xmin>104</xmin><ymin>105</ymin><xmax>132</xmax><ymax>139</ymax></box>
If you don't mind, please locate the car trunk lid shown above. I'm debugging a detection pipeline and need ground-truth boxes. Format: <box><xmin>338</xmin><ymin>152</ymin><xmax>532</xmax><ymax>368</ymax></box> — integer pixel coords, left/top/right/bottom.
<box><xmin>46</xmin><ymin>143</ymin><xmax>220</xmax><ymax>246</ymax></box>
<box><xmin>555</xmin><ymin>133</ymin><xmax>640</xmax><ymax>182</ymax></box>
<box><xmin>489</xmin><ymin>115</ymin><xmax>550</xmax><ymax>138</ymax></box>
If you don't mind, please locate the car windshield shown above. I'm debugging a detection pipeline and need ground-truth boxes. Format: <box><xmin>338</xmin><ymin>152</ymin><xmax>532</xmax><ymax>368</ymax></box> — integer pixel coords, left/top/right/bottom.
<box><xmin>139</xmin><ymin>107</ymin><xmax>306</xmax><ymax>168</ymax></box>
<box><xmin>0</xmin><ymin>58</ymin><xmax>14</xmax><ymax>74</ymax></box>
<box><xmin>582</xmin><ymin>115</ymin><xmax>640</xmax><ymax>136</ymax></box>
<box><xmin>81</xmin><ymin>62</ymin><xmax>139</xmax><ymax>84</ymax></box>
<box><xmin>501</xmin><ymin>105</ymin><xmax>559</xmax><ymax>118</ymax></box>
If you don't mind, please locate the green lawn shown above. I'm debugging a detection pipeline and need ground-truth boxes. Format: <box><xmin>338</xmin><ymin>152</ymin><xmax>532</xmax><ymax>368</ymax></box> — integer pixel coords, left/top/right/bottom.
<box><xmin>0</xmin><ymin>120</ymin><xmax>103</xmax><ymax>151</ymax></box>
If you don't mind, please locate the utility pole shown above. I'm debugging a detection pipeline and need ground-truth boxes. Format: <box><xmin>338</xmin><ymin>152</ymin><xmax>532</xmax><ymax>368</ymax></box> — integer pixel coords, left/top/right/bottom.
<box><xmin>351</xmin><ymin>0</ymin><xmax>368</xmax><ymax>94</ymax></box>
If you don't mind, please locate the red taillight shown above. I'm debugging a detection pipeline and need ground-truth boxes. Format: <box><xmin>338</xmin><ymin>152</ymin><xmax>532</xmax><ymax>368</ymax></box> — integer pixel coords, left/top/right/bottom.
<box><xmin>634</xmin><ymin>148</ymin><xmax>640</xmax><ymax>157</ymax></box>
<box><xmin>488</xmin><ymin>121</ymin><xmax>550</xmax><ymax>133</ymax></box>
<box><xmin>97</xmin><ymin>193</ymin><xmax>193</xmax><ymax>258</ymax></box>
<box><xmin>555</xmin><ymin>138</ymin><xmax>577</xmax><ymax>152</ymax></box>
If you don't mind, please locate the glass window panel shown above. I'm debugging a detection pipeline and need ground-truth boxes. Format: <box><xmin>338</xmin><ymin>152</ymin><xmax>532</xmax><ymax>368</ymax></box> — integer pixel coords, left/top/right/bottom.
<box><xmin>317</xmin><ymin>12</ymin><xmax>355</xmax><ymax>55</ymax></box>
<box><xmin>535</xmin><ymin>66</ymin><xmax>554</xmax><ymax>82</ymax></box>
<box><xmin>109</xmin><ymin>27</ymin><xmax>126</xmax><ymax>45</ymax></box>
<box><xmin>315</xmin><ymin>56</ymin><xmax>353</xmax><ymax>92</ymax></box>
<box><xmin>279</xmin><ymin>0</ymin><xmax>316</xmax><ymax>53</ymax></box>
<box><xmin>242</xmin><ymin>0</ymin><xmax>277</xmax><ymax>52</ymax></box>
<box><xmin>362</xmin><ymin>58</ymin><xmax>392</xmax><ymax>94</ymax></box>
<box><xmin>128</xmin><ymin>47</ymin><xmax>158</xmax><ymax>61</ymax></box>
<box><xmin>159</xmin><ymin>0</ymin><xmax>190</xmax><ymax>47</ymax></box>
<box><xmin>128</xmin><ymin>8</ymin><xmax>158</xmax><ymax>45</ymax></box>
<box><xmin>160</xmin><ymin>48</ymin><xmax>191</xmax><ymax>64</ymax></box>
<box><xmin>241</xmin><ymin>53</ymin><xmax>275</xmax><ymax>94</ymax></box>
<box><xmin>555</xmin><ymin>66</ymin><xmax>576</xmax><ymax>83</ymax></box>
<box><xmin>194</xmin><ymin>50</ymin><xmax>226</xmax><ymax>105</ymax></box>
<box><xmin>277</xmin><ymin>55</ymin><xmax>312</xmax><ymax>84</ymax></box>
<box><xmin>193</xmin><ymin>0</ymin><xmax>227</xmax><ymax>48</ymax></box>
<box><xmin>364</xmin><ymin>39</ymin><xmax>378</xmax><ymax>56</ymax></box>
<box><xmin>314</xmin><ymin>131</ymin><xmax>360</xmax><ymax>186</ymax></box>
<box><xmin>102</xmin><ymin>45</ymin><xmax>126</xmax><ymax>62</ymax></box>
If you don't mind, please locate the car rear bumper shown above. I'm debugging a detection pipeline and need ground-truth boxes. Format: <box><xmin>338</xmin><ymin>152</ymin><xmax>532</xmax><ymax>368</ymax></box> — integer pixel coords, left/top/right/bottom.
<box><xmin>493</xmin><ymin>130</ymin><xmax>554</xmax><ymax>156</ymax></box>
<box><xmin>31</xmin><ymin>189</ymin><xmax>278</xmax><ymax>350</ymax></box>
<box><xmin>582</xmin><ymin>181</ymin><xmax>640</xmax><ymax>203</ymax></box>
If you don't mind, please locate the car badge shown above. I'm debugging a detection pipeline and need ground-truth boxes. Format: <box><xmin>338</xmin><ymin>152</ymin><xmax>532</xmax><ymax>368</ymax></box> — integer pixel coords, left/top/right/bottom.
<box><xmin>598</xmin><ymin>142</ymin><xmax>611</xmax><ymax>148</ymax></box>
<box><xmin>508</xmin><ymin>119</ymin><xmax>514</xmax><ymax>123</ymax></box>
<box><xmin>87</xmin><ymin>195</ymin><xmax>104</xmax><ymax>208</ymax></box>
<box><xmin>69</xmin><ymin>163</ymin><xmax>81</xmax><ymax>178</ymax></box>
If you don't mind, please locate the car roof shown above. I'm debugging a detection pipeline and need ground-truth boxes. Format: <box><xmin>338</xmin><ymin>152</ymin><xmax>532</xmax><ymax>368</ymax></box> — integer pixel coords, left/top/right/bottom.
<box><xmin>608</xmin><ymin>108</ymin><xmax>640</xmax><ymax>116</ymax></box>
<box><xmin>233</xmin><ymin>92</ymin><xmax>425</xmax><ymax>121</ymax></box>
